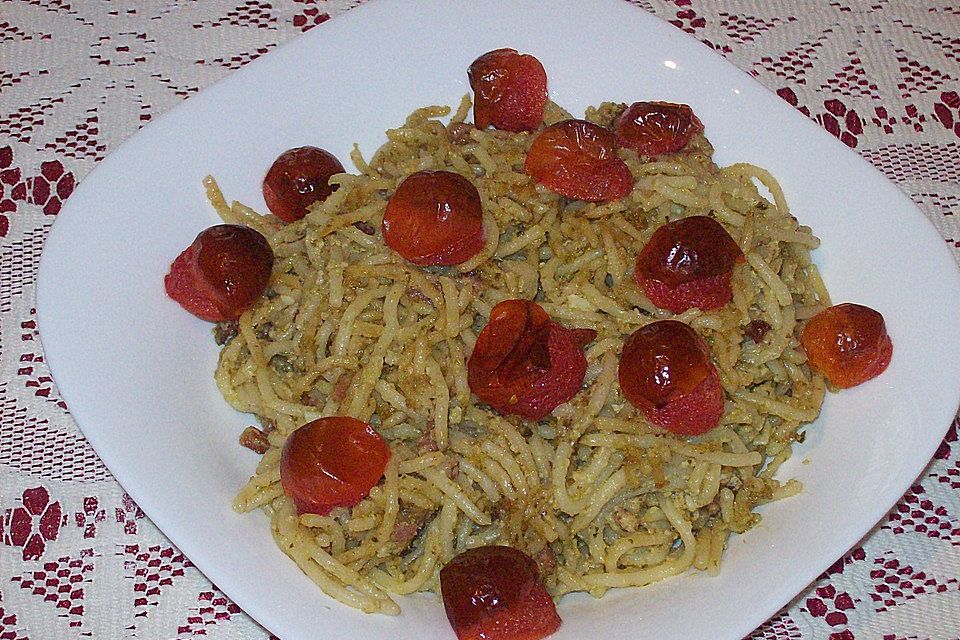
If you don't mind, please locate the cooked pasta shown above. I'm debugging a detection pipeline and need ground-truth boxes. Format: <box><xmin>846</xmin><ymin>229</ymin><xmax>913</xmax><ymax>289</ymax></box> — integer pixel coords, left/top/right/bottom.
<box><xmin>220</xmin><ymin>96</ymin><xmax>828</xmax><ymax>614</ymax></box>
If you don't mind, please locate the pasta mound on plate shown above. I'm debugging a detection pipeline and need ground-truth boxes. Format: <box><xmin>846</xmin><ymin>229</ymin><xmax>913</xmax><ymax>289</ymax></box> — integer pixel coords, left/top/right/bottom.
<box><xmin>212</xmin><ymin>96</ymin><xmax>829</xmax><ymax>615</ymax></box>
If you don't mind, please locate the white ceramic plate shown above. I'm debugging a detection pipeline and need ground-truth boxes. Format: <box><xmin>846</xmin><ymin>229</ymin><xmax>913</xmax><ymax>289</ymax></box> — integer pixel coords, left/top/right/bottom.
<box><xmin>37</xmin><ymin>0</ymin><xmax>960</xmax><ymax>638</ymax></box>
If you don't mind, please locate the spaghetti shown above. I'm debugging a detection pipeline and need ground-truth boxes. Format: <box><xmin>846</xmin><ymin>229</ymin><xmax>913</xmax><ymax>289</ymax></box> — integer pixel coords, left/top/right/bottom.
<box><xmin>218</xmin><ymin>96</ymin><xmax>828</xmax><ymax>613</ymax></box>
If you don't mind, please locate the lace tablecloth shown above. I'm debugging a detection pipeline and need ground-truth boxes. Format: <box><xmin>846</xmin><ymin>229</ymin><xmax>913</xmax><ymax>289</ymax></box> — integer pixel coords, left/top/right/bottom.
<box><xmin>2</xmin><ymin>1</ymin><xmax>959</xmax><ymax>638</ymax></box>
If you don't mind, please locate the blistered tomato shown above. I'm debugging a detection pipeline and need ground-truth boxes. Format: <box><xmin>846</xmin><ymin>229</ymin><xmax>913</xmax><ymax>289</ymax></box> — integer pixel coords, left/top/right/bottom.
<box><xmin>164</xmin><ymin>224</ymin><xmax>273</xmax><ymax>322</ymax></box>
<box><xmin>800</xmin><ymin>303</ymin><xmax>893</xmax><ymax>388</ymax></box>
<box><xmin>524</xmin><ymin>119</ymin><xmax>633</xmax><ymax>202</ymax></box>
<box><xmin>280</xmin><ymin>416</ymin><xmax>391</xmax><ymax>515</ymax></box>
<box><xmin>263</xmin><ymin>146</ymin><xmax>345</xmax><ymax>223</ymax></box>
<box><xmin>469</xmin><ymin>48</ymin><xmax>548</xmax><ymax>133</ymax></box>
<box><xmin>615</xmin><ymin>101</ymin><xmax>704</xmax><ymax>156</ymax></box>
<box><xmin>634</xmin><ymin>215</ymin><xmax>744</xmax><ymax>313</ymax></box>
<box><xmin>440</xmin><ymin>546</ymin><xmax>561</xmax><ymax>640</ymax></box>
<box><xmin>467</xmin><ymin>299</ymin><xmax>596</xmax><ymax>421</ymax></box>
<box><xmin>618</xmin><ymin>320</ymin><xmax>724</xmax><ymax>435</ymax></box>
<box><xmin>382</xmin><ymin>170</ymin><xmax>485</xmax><ymax>266</ymax></box>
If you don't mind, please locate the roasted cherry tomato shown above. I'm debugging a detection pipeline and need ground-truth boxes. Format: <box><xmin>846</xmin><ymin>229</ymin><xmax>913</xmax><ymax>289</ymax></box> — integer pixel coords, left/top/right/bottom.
<box><xmin>468</xmin><ymin>48</ymin><xmax>548</xmax><ymax>132</ymax></box>
<box><xmin>468</xmin><ymin>300</ymin><xmax>596</xmax><ymax>421</ymax></box>
<box><xmin>615</xmin><ymin>101</ymin><xmax>704</xmax><ymax>156</ymax></box>
<box><xmin>165</xmin><ymin>224</ymin><xmax>273</xmax><ymax>322</ymax></box>
<box><xmin>634</xmin><ymin>215</ymin><xmax>744</xmax><ymax>313</ymax></box>
<box><xmin>262</xmin><ymin>146</ymin><xmax>345</xmax><ymax>223</ymax></box>
<box><xmin>800</xmin><ymin>303</ymin><xmax>893</xmax><ymax>388</ymax></box>
<box><xmin>280</xmin><ymin>416</ymin><xmax>390</xmax><ymax>515</ymax></box>
<box><xmin>382</xmin><ymin>170</ymin><xmax>485</xmax><ymax>266</ymax></box>
<box><xmin>618</xmin><ymin>320</ymin><xmax>724</xmax><ymax>436</ymax></box>
<box><xmin>440</xmin><ymin>546</ymin><xmax>561</xmax><ymax>640</ymax></box>
<box><xmin>524</xmin><ymin>119</ymin><xmax>633</xmax><ymax>202</ymax></box>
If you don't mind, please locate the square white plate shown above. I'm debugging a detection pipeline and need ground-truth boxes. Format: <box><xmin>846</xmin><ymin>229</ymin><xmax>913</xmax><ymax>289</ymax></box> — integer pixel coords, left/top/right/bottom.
<box><xmin>37</xmin><ymin>0</ymin><xmax>960</xmax><ymax>638</ymax></box>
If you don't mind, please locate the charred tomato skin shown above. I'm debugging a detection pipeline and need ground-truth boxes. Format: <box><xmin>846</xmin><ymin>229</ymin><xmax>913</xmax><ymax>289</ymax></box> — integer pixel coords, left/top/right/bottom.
<box><xmin>382</xmin><ymin>170</ymin><xmax>485</xmax><ymax>266</ymax></box>
<box><xmin>263</xmin><ymin>146</ymin><xmax>345</xmax><ymax>223</ymax></box>
<box><xmin>800</xmin><ymin>303</ymin><xmax>893</xmax><ymax>388</ymax></box>
<box><xmin>618</xmin><ymin>320</ymin><xmax>724</xmax><ymax>435</ymax></box>
<box><xmin>279</xmin><ymin>416</ymin><xmax>391</xmax><ymax>516</ymax></box>
<box><xmin>440</xmin><ymin>545</ymin><xmax>561</xmax><ymax>640</ymax></box>
<box><xmin>469</xmin><ymin>48</ymin><xmax>548</xmax><ymax>132</ymax></box>
<box><xmin>165</xmin><ymin>224</ymin><xmax>273</xmax><ymax>322</ymax></box>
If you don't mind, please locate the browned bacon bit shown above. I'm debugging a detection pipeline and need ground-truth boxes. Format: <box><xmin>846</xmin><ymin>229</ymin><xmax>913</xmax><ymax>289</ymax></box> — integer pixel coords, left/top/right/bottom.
<box><xmin>239</xmin><ymin>426</ymin><xmax>270</xmax><ymax>454</ymax></box>
<box><xmin>213</xmin><ymin>319</ymin><xmax>239</xmax><ymax>345</ymax></box>
<box><xmin>534</xmin><ymin>546</ymin><xmax>557</xmax><ymax>577</ymax></box>
<box><xmin>744</xmin><ymin>319</ymin><xmax>771</xmax><ymax>343</ymax></box>
<box><xmin>448</xmin><ymin>122</ymin><xmax>475</xmax><ymax>144</ymax></box>
<box><xmin>331</xmin><ymin>372</ymin><xmax>353</xmax><ymax>402</ymax></box>
<box><xmin>417</xmin><ymin>429</ymin><xmax>440</xmax><ymax>454</ymax></box>
<box><xmin>406</xmin><ymin>286</ymin><xmax>434</xmax><ymax>305</ymax></box>
<box><xmin>391</xmin><ymin>505</ymin><xmax>431</xmax><ymax>550</ymax></box>
<box><xmin>353</xmin><ymin>221</ymin><xmax>376</xmax><ymax>236</ymax></box>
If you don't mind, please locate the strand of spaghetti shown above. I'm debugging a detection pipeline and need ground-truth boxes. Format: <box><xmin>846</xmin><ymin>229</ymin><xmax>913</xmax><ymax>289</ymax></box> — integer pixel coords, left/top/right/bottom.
<box><xmin>552</xmin><ymin>439</ymin><xmax>589</xmax><ymax>515</ymax></box>
<box><xmin>603</xmin><ymin>531</ymin><xmax>678</xmax><ymax>572</ymax></box>
<box><xmin>437</xmin><ymin>497</ymin><xmax>458</xmax><ymax>561</ymax></box>
<box><xmin>746</xmin><ymin>252</ymin><xmax>792</xmax><ymax>307</ymax></box>
<box><xmin>458</xmin><ymin>210</ymin><xmax>500</xmax><ymax>273</ymax></box>
<box><xmin>439</xmin><ymin>276</ymin><xmax>460</xmax><ymax>338</ymax></box>
<box><xmin>369</xmin><ymin>523</ymin><xmax>442</xmax><ymax>595</ymax></box>
<box><xmin>417</xmin><ymin>467</ymin><xmax>490</xmax><ymax>526</ymax></box>
<box><xmin>373</xmin><ymin>456</ymin><xmax>400</xmax><ymax>547</ymax></box>
<box><xmin>570</xmin><ymin>447</ymin><xmax>612</xmax><ymax>495</ymax></box>
<box><xmin>579</xmin><ymin>432</ymin><xmax>763</xmax><ymax>467</ymax></box>
<box><xmin>709</xmin><ymin>181</ymin><xmax>746</xmax><ymax>227</ymax></box>
<box><xmin>457</xmin><ymin>459</ymin><xmax>501</xmax><ymax>503</ymax></box>
<box><xmin>726</xmin><ymin>163</ymin><xmax>789</xmax><ymax>216</ymax></box>
<box><xmin>481</xmin><ymin>441</ymin><xmax>528</xmax><ymax>496</ymax></box>
<box><xmin>398</xmin><ymin>452</ymin><xmax>444</xmax><ymax>474</ymax></box>
<box><xmin>300</xmin><ymin>514</ymin><xmax>347</xmax><ymax>555</ymax></box>
<box><xmin>583</xmin><ymin>496</ymin><xmax>695</xmax><ymax>589</ymax></box>
<box><xmin>570</xmin><ymin>468</ymin><xmax>626</xmax><ymax>534</ymax></box>
<box><xmin>330</xmin><ymin>287</ymin><xmax>388</xmax><ymax>357</ymax></box>
<box><xmin>481</xmin><ymin>457</ymin><xmax>518</xmax><ymax>501</ymax></box>
<box><xmin>272</xmin><ymin>500</ymin><xmax>397</xmax><ymax>613</ymax></box>
<box><xmin>425</xmin><ymin>357</ymin><xmax>450</xmax><ymax>449</ymax></box>
<box><xmin>491</xmin><ymin>419</ymin><xmax>539</xmax><ymax>489</ymax></box>
<box><xmin>347</xmin><ymin>282</ymin><xmax>404</xmax><ymax>418</ymax></box>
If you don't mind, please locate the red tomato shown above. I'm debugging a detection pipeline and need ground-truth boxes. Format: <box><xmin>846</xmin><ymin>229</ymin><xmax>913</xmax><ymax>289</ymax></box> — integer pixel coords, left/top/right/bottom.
<box><xmin>468</xmin><ymin>300</ymin><xmax>596</xmax><ymax>420</ymax></box>
<box><xmin>440</xmin><ymin>546</ymin><xmax>561</xmax><ymax>640</ymax></box>
<box><xmin>164</xmin><ymin>224</ymin><xmax>273</xmax><ymax>322</ymax></box>
<box><xmin>634</xmin><ymin>216</ymin><xmax>744</xmax><ymax>313</ymax></box>
<box><xmin>382</xmin><ymin>171</ymin><xmax>485</xmax><ymax>266</ymax></box>
<box><xmin>524</xmin><ymin>119</ymin><xmax>633</xmax><ymax>202</ymax></box>
<box><xmin>800</xmin><ymin>303</ymin><xmax>893</xmax><ymax>388</ymax></box>
<box><xmin>280</xmin><ymin>416</ymin><xmax>391</xmax><ymax>515</ymax></box>
<box><xmin>618</xmin><ymin>320</ymin><xmax>724</xmax><ymax>435</ymax></box>
<box><xmin>615</xmin><ymin>101</ymin><xmax>704</xmax><ymax>156</ymax></box>
<box><xmin>468</xmin><ymin>48</ymin><xmax>548</xmax><ymax>132</ymax></box>
<box><xmin>262</xmin><ymin>146</ymin><xmax>345</xmax><ymax>223</ymax></box>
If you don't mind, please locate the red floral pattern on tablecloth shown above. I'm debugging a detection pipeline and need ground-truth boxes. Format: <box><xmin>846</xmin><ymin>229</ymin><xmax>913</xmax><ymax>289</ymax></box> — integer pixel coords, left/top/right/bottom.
<box><xmin>1</xmin><ymin>1</ymin><xmax>958</xmax><ymax>639</ymax></box>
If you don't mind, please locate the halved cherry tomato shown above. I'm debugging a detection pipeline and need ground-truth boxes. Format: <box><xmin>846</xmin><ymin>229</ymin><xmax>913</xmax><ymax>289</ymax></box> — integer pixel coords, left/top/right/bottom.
<box><xmin>634</xmin><ymin>215</ymin><xmax>744</xmax><ymax>313</ymax></box>
<box><xmin>440</xmin><ymin>545</ymin><xmax>561</xmax><ymax>640</ymax></box>
<box><xmin>263</xmin><ymin>146</ymin><xmax>345</xmax><ymax>223</ymax></box>
<box><xmin>468</xmin><ymin>299</ymin><xmax>596</xmax><ymax>420</ymax></box>
<box><xmin>800</xmin><ymin>303</ymin><xmax>893</xmax><ymax>388</ymax></box>
<box><xmin>468</xmin><ymin>48</ymin><xmax>548</xmax><ymax>132</ymax></box>
<box><xmin>618</xmin><ymin>320</ymin><xmax>724</xmax><ymax>435</ymax></box>
<box><xmin>524</xmin><ymin>119</ymin><xmax>633</xmax><ymax>202</ymax></box>
<box><xmin>382</xmin><ymin>170</ymin><xmax>485</xmax><ymax>266</ymax></box>
<box><xmin>615</xmin><ymin>101</ymin><xmax>704</xmax><ymax>156</ymax></box>
<box><xmin>165</xmin><ymin>224</ymin><xmax>273</xmax><ymax>322</ymax></box>
<box><xmin>280</xmin><ymin>416</ymin><xmax>390</xmax><ymax>515</ymax></box>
